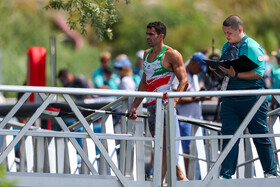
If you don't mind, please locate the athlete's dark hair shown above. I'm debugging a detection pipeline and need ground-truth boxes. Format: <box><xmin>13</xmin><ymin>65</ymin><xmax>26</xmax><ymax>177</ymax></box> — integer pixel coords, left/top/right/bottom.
<box><xmin>223</xmin><ymin>15</ymin><xmax>243</xmax><ymax>30</ymax></box>
<box><xmin>147</xmin><ymin>21</ymin><xmax>167</xmax><ymax>39</ymax></box>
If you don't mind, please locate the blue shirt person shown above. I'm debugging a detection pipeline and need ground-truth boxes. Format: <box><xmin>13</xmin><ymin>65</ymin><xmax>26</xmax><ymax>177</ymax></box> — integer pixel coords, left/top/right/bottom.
<box><xmin>92</xmin><ymin>51</ymin><xmax>119</xmax><ymax>89</ymax></box>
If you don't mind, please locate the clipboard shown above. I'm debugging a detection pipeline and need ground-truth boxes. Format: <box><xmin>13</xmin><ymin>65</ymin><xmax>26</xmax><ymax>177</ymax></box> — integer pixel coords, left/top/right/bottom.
<box><xmin>204</xmin><ymin>55</ymin><xmax>259</xmax><ymax>72</ymax></box>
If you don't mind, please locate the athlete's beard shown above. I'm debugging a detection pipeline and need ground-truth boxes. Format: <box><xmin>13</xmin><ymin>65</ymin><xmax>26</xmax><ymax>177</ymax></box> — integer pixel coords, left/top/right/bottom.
<box><xmin>147</xmin><ymin>41</ymin><xmax>154</xmax><ymax>47</ymax></box>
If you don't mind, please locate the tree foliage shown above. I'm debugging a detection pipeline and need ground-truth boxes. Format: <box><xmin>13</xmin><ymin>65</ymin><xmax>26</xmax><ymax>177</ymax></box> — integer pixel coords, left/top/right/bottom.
<box><xmin>0</xmin><ymin>164</ymin><xmax>16</xmax><ymax>187</ymax></box>
<box><xmin>106</xmin><ymin>0</ymin><xmax>280</xmax><ymax>59</ymax></box>
<box><xmin>45</xmin><ymin>0</ymin><xmax>130</xmax><ymax>39</ymax></box>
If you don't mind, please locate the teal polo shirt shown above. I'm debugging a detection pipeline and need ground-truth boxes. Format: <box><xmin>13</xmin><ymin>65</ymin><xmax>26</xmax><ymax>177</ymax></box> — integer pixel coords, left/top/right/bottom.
<box><xmin>221</xmin><ymin>35</ymin><xmax>265</xmax><ymax>77</ymax></box>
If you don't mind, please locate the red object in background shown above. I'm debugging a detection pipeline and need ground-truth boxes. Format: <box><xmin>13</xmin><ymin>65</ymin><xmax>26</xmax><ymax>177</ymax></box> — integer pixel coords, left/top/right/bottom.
<box><xmin>27</xmin><ymin>47</ymin><xmax>46</xmax><ymax>102</ymax></box>
<box><xmin>46</xmin><ymin>119</ymin><xmax>52</xmax><ymax>130</ymax></box>
<box><xmin>27</xmin><ymin>47</ymin><xmax>51</xmax><ymax>130</ymax></box>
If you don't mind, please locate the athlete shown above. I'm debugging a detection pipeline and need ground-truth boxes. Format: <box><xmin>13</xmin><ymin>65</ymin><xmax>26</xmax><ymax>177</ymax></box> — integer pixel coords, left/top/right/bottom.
<box><xmin>128</xmin><ymin>21</ymin><xmax>188</xmax><ymax>185</ymax></box>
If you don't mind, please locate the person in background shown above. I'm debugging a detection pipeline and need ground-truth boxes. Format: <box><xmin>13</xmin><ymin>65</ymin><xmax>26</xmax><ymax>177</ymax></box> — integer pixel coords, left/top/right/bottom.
<box><xmin>114</xmin><ymin>58</ymin><xmax>136</xmax><ymax>91</ymax></box>
<box><xmin>115</xmin><ymin>53</ymin><xmax>141</xmax><ymax>88</ymax></box>
<box><xmin>92</xmin><ymin>51</ymin><xmax>120</xmax><ymax>89</ymax></box>
<box><xmin>271</xmin><ymin>48</ymin><xmax>280</xmax><ymax>69</ymax></box>
<box><xmin>134</xmin><ymin>50</ymin><xmax>145</xmax><ymax>78</ymax></box>
<box><xmin>200</xmin><ymin>50</ymin><xmax>222</xmax><ymax>91</ymax></box>
<box><xmin>58</xmin><ymin>68</ymin><xmax>93</xmax><ymax>100</ymax></box>
<box><xmin>261</xmin><ymin>49</ymin><xmax>275</xmax><ymax>105</ymax></box>
<box><xmin>209</xmin><ymin>15</ymin><xmax>278</xmax><ymax>179</ymax></box>
<box><xmin>270</xmin><ymin>49</ymin><xmax>280</xmax><ymax>109</ymax></box>
<box><xmin>128</xmin><ymin>21</ymin><xmax>188</xmax><ymax>185</ymax></box>
<box><xmin>103</xmin><ymin>66</ymin><xmax>119</xmax><ymax>89</ymax></box>
<box><xmin>173</xmin><ymin>52</ymin><xmax>210</xmax><ymax>178</ymax></box>
<box><xmin>262</xmin><ymin>49</ymin><xmax>274</xmax><ymax>90</ymax></box>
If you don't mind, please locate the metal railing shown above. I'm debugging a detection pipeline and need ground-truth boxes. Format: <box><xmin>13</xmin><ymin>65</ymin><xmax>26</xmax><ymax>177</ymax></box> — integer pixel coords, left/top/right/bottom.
<box><xmin>167</xmin><ymin>89</ymin><xmax>280</xmax><ymax>187</ymax></box>
<box><xmin>0</xmin><ymin>85</ymin><xmax>163</xmax><ymax>187</ymax></box>
<box><xmin>1</xmin><ymin>85</ymin><xmax>280</xmax><ymax>187</ymax></box>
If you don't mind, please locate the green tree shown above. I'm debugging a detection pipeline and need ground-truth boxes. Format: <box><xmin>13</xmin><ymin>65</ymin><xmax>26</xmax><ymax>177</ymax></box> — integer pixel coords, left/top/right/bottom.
<box><xmin>45</xmin><ymin>0</ymin><xmax>130</xmax><ymax>39</ymax></box>
<box><xmin>105</xmin><ymin>0</ymin><xmax>280</xmax><ymax>59</ymax></box>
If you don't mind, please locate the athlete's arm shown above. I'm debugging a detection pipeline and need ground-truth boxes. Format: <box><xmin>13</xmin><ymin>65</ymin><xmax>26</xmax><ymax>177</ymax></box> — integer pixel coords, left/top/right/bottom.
<box><xmin>128</xmin><ymin>51</ymin><xmax>148</xmax><ymax>119</ymax></box>
<box><xmin>128</xmin><ymin>73</ymin><xmax>146</xmax><ymax>119</ymax></box>
<box><xmin>166</xmin><ymin>49</ymin><xmax>188</xmax><ymax>106</ymax></box>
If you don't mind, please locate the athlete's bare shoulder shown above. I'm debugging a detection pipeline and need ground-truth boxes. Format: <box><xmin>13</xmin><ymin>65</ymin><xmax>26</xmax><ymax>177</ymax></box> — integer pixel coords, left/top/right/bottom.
<box><xmin>144</xmin><ymin>48</ymin><xmax>150</xmax><ymax>53</ymax></box>
<box><xmin>143</xmin><ymin>48</ymin><xmax>151</xmax><ymax>59</ymax></box>
<box><xmin>165</xmin><ymin>46</ymin><xmax>183</xmax><ymax>62</ymax></box>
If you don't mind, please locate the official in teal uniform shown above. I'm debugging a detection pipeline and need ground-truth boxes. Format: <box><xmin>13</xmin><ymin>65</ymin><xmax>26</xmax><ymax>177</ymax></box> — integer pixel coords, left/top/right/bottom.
<box><xmin>211</xmin><ymin>15</ymin><xmax>278</xmax><ymax>179</ymax></box>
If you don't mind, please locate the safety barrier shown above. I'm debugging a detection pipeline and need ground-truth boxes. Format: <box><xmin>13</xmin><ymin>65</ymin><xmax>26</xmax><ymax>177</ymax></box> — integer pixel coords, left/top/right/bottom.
<box><xmin>0</xmin><ymin>85</ymin><xmax>163</xmax><ymax>187</ymax></box>
<box><xmin>0</xmin><ymin>85</ymin><xmax>280</xmax><ymax>187</ymax></box>
<box><xmin>167</xmin><ymin>89</ymin><xmax>280</xmax><ymax>187</ymax></box>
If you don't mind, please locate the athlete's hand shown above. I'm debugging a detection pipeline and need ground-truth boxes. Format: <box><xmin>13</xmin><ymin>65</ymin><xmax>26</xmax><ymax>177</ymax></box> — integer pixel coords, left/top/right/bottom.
<box><xmin>128</xmin><ymin>107</ymin><xmax>137</xmax><ymax>120</ymax></box>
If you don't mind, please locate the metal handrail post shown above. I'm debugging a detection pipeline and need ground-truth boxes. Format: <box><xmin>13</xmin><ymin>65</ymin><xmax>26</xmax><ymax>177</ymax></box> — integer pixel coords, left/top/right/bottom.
<box><xmin>125</xmin><ymin>98</ymin><xmax>135</xmax><ymax>177</ymax></box>
<box><xmin>99</xmin><ymin>114</ymin><xmax>109</xmax><ymax>175</ymax></box>
<box><xmin>166</xmin><ymin>98</ymin><xmax>177</xmax><ymax>187</ymax></box>
<box><xmin>152</xmin><ymin>98</ymin><xmax>164</xmax><ymax>187</ymax></box>
<box><xmin>119</xmin><ymin>98</ymin><xmax>128</xmax><ymax>174</ymax></box>
<box><xmin>134</xmin><ymin>97</ymin><xmax>145</xmax><ymax>181</ymax></box>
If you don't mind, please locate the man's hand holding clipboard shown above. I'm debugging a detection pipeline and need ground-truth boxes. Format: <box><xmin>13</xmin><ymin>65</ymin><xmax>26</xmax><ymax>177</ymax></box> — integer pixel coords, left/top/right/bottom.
<box><xmin>203</xmin><ymin>55</ymin><xmax>259</xmax><ymax>77</ymax></box>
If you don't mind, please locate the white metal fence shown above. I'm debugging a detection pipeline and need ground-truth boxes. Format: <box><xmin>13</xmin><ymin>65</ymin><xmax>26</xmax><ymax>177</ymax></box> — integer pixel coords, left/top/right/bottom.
<box><xmin>167</xmin><ymin>89</ymin><xmax>280</xmax><ymax>187</ymax></box>
<box><xmin>0</xmin><ymin>85</ymin><xmax>280</xmax><ymax>187</ymax></box>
